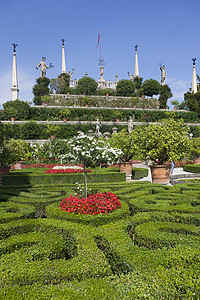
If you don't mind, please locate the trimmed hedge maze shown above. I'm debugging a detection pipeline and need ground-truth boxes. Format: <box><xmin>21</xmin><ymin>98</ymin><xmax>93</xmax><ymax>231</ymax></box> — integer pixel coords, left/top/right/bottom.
<box><xmin>0</xmin><ymin>181</ymin><xmax>200</xmax><ymax>299</ymax></box>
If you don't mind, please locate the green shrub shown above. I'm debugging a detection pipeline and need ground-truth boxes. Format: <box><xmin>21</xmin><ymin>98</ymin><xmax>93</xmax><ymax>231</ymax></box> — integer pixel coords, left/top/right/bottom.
<box><xmin>3</xmin><ymin>100</ymin><xmax>30</xmax><ymax>120</ymax></box>
<box><xmin>183</xmin><ymin>164</ymin><xmax>200</xmax><ymax>173</ymax></box>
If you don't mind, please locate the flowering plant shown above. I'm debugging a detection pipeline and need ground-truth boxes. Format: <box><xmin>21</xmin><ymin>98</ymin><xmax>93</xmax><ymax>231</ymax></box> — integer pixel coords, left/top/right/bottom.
<box><xmin>59</xmin><ymin>133</ymin><xmax>123</xmax><ymax>197</ymax></box>
<box><xmin>45</xmin><ymin>166</ymin><xmax>92</xmax><ymax>174</ymax></box>
<box><xmin>60</xmin><ymin>192</ymin><xmax>121</xmax><ymax>215</ymax></box>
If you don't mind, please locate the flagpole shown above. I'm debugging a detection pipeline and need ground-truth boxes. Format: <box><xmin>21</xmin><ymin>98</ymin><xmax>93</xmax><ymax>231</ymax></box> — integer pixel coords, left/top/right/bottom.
<box><xmin>100</xmin><ymin>29</ymin><xmax>101</xmax><ymax>66</ymax></box>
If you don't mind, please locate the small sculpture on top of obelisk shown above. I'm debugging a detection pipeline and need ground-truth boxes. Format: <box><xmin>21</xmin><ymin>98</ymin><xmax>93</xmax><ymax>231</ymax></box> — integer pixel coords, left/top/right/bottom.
<box><xmin>134</xmin><ymin>45</ymin><xmax>139</xmax><ymax>78</ymax></box>
<box><xmin>61</xmin><ymin>39</ymin><xmax>66</xmax><ymax>74</ymax></box>
<box><xmin>192</xmin><ymin>58</ymin><xmax>197</xmax><ymax>93</ymax></box>
<box><xmin>11</xmin><ymin>43</ymin><xmax>19</xmax><ymax>101</ymax></box>
<box><xmin>36</xmin><ymin>57</ymin><xmax>53</xmax><ymax>77</ymax></box>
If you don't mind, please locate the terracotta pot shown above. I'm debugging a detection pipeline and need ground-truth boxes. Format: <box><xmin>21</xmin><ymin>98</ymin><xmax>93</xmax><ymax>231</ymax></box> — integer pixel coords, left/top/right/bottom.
<box><xmin>133</xmin><ymin>105</ymin><xmax>136</xmax><ymax>109</ymax></box>
<box><xmin>14</xmin><ymin>161</ymin><xmax>23</xmax><ymax>170</ymax></box>
<box><xmin>150</xmin><ymin>164</ymin><xmax>171</xmax><ymax>185</ymax></box>
<box><xmin>174</xmin><ymin>107</ymin><xmax>177</xmax><ymax>110</ymax></box>
<box><xmin>116</xmin><ymin>118</ymin><xmax>119</xmax><ymax>122</ymax></box>
<box><xmin>63</xmin><ymin>117</ymin><xmax>67</xmax><ymax>122</ymax></box>
<box><xmin>119</xmin><ymin>161</ymin><xmax>132</xmax><ymax>175</ymax></box>
<box><xmin>0</xmin><ymin>166</ymin><xmax>9</xmax><ymax>185</ymax></box>
<box><xmin>43</xmin><ymin>102</ymin><xmax>47</xmax><ymax>107</ymax></box>
<box><xmin>11</xmin><ymin>117</ymin><xmax>15</xmax><ymax>121</ymax></box>
<box><xmin>50</xmin><ymin>135</ymin><xmax>55</xmax><ymax>139</ymax></box>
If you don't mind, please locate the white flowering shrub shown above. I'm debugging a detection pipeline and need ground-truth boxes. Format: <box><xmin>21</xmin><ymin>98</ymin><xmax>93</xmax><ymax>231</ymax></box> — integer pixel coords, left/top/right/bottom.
<box><xmin>59</xmin><ymin>133</ymin><xmax>123</xmax><ymax>168</ymax></box>
<box><xmin>58</xmin><ymin>133</ymin><xmax>123</xmax><ymax>198</ymax></box>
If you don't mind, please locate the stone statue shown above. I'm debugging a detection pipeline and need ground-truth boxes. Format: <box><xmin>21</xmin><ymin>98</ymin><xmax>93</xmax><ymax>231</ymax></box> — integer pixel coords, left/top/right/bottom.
<box><xmin>128</xmin><ymin>116</ymin><xmax>134</xmax><ymax>133</ymax></box>
<box><xmin>100</xmin><ymin>66</ymin><xmax>104</xmax><ymax>80</ymax></box>
<box><xmin>36</xmin><ymin>57</ymin><xmax>53</xmax><ymax>77</ymax></box>
<box><xmin>128</xmin><ymin>72</ymin><xmax>134</xmax><ymax>81</ymax></box>
<box><xmin>160</xmin><ymin>65</ymin><xmax>167</xmax><ymax>86</ymax></box>
<box><xmin>68</xmin><ymin>69</ymin><xmax>74</xmax><ymax>79</ymax></box>
<box><xmin>95</xmin><ymin>118</ymin><xmax>101</xmax><ymax>135</ymax></box>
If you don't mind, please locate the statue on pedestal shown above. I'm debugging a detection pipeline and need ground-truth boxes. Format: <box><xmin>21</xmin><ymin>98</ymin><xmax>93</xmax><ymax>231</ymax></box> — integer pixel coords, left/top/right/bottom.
<box><xmin>128</xmin><ymin>115</ymin><xmax>135</xmax><ymax>133</ymax></box>
<box><xmin>36</xmin><ymin>57</ymin><xmax>53</xmax><ymax>77</ymax></box>
<box><xmin>160</xmin><ymin>65</ymin><xmax>167</xmax><ymax>86</ymax></box>
<box><xmin>68</xmin><ymin>69</ymin><xmax>74</xmax><ymax>79</ymax></box>
<box><xmin>95</xmin><ymin>118</ymin><xmax>101</xmax><ymax>136</ymax></box>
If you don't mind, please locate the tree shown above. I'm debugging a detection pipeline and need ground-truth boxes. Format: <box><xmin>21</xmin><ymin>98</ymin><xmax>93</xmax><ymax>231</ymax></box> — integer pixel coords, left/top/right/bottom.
<box><xmin>3</xmin><ymin>100</ymin><xmax>30</xmax><ymax>120</ymax></box>
<box><xmin>159</xmin><ymin>84</ymin><xmax>173</xmax><ymax>109</ymax></box>
<box><xmin>59</xmin><ymin>133</ymin><xmax>122</xmax><ymax>197</ymax></box>
<box><xmin>133</xmin><ymin>119</ymin><xmax>190</xmax><ymax>165</ymax></box>
<box><xmin>116</xmin><ymin>80</ymin><xmax>135</xmax><ymax>97</ymax></box>
<box><xmin>142</xmin><ymin>79</ymin><xmax>160</xmax><ymax>97</ymax></box>
<box><xmin>33</xmin><ymin>77</ymin><xmax>50</xmax><ymax>105</ymax></box>
<box><xmin>109</xmin><ymin>129</ymin><xmax>137</xmax><ymax>162</ymax></box>
<box><xmin>179</xmin><ymin>91</ymin><xmax>200</xmax><ymax>114</ymax></box>
<box><xmin>50</xmin><ymin>73</ymin><xmax>70</xmax><ymax>94</ymax></box>
<box><xmin>76</xmin><ymin>77</ymin><xmax>98</xmax><ymax>95</ymax></box>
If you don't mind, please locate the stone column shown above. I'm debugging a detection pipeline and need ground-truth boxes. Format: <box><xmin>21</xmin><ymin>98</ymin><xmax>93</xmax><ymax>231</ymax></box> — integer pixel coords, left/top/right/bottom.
<box><xmin>134</xmin><ymin>45</ymin><xmax>139</xmax><ymax>78</ymax></box>
<box><xmin>192</xmin><ymin>58</ymin><xmax>197</xmax><ymax>93</ymax></box>
<box><xmin>11</xmin><ymin>44</ymin><xmax>19</xmax><ymax>100</ymax></box>
<box><xmin>61</xmin><ymin>39</ymin><xmax>66</xmax><ymax>74</ymax></box>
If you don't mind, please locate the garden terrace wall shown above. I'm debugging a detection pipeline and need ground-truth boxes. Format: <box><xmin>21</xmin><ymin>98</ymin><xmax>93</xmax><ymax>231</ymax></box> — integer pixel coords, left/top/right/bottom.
<box><xmin>48</xmin><ymin>94</ymin><xmax>159</xmax><ymax>109</ymax></box>
<box><xmin>2</xmin><ymin>121</ymin><xmax>200</xmax><ymax>139</ymax></box>
<box><xmin>26</xmin><ymin>107</ymin><xmax>200</xmax><ymax>123</ymax></box>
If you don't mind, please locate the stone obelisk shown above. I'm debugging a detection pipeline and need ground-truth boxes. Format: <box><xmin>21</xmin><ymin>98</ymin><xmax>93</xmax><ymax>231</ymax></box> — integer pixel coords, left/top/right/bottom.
<box><xmin>61</xmin><ymin>39</ymin><xmax>66</xmax><ymax>74</ymax></box>
<box><xmin>11</xmin><ymin>43</ymin><xmax>19</xmax><ymax>100</ymax></box>
<box><xmin>134</xmin><ymin>45</ymin><xmax>139</xmax><ymax>78</ymax></box>
<box><xmin>192</xmin><ymin>58</ymin><xmax>197</xmax><ymax>93</ymax></box>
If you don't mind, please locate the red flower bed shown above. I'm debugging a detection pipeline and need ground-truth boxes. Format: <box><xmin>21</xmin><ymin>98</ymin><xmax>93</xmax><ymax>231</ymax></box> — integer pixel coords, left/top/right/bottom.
<box><xmin>60</xmin><ymin>192</ymin><xmax>121</xmax><ymax>215</ymax></box>
<box><xmin>45</xmin><ymin>168</ymin><xmax>92</xmax><ymax>174</ymax></box>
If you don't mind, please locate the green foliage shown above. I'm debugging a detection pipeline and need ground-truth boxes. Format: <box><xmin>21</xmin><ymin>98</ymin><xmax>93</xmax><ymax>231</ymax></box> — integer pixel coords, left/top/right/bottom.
<box><xmin>109</xmin><ymin>129</ymin><xmax>137</xmax><ymax>162</ymax></box>
<box><xmin>133</xmin><ymin>119</ymin><xmax>191</xmax><ymax>164</ymax></box>
<box><xmin>6</xmin><ymin>139</ymin><xmax>29</xmax><ymax>162</ymax></box>
<box><xmin>142</xmin><ymin>79</ymin><xmax>160</xmax><ymax>97</ymax></box>
<box><xmin>45</xmin><ymin>125</ymin><xmax>61</xmax><ymax>137</ymax></box>
<box><xmin>0</xmin><ymin>179</ymin><xmax>200</xmax><ymax>298</ymax></box>
<box><xmin>76</xmin><ymin>77</ymin><xmax>98</xmax><ymax>95</ymax></box>
<box><xmin>159</xmin><ymin>84</ymin><xmax>173</xmax><ymax>109</ymax></box>
<box><xmin>183</xmin><ymin>164</ymin><xmax>200</xmax><ymax>173</ymax></box>
<box><xmin>116</xmin><ymin>79</ymin><xmax>135</xmax><ymax>96</ymax></box>
<box><xmin>189</xmin><ymin>138</ymin><xmax>200</xmax><ymax>160</ymax></box>
<box><xmin>33</xmin><ymin>77</ymin><xmax>50</xmax><ymax>105</ymax></box>
<box><xmin>3</xmin><ymin>100</ymin><xmax>30</xmax><ymax>120</ymax></box>
<box><xmin>21</xmin><ymin>121</ymin><xmax>41</xmax><ymax>139</ymax></box>
<box><xmin>181</xmin><ymin>91</ymin><xmax>200</xmax><ymax>114</ymax></box>
<box><xmin>50</xmin><ymin>73</ymin><xmax>70</xmax><ymax>94</ymax></box>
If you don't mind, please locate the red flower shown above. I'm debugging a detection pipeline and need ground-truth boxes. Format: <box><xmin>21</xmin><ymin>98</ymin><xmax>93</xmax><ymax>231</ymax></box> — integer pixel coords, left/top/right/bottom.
<box><xmin>60</xmin><ymin>192</ymin><xmax>121</xmax><ymax>215</ymax></box>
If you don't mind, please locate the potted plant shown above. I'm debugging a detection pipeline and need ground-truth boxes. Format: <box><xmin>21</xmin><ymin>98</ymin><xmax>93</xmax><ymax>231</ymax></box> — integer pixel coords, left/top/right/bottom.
<box><xmin>189</xmin><ymin>137</ymin><xmax>200</xmax><ymax>164</ymax></box>
<box><xmin>133</xmin><ymin>119</ymin><xmax>191</xmax><ymax>184</ymax></box>
<box><xmin>0</xmin><ymin>141</ymin><xmax>15</xmax><ymax>184</ymax></box>
<box><xmin>109</xmin><ymin>129</ymin><xmax>137</xmax><ymax>175</ymax></box>
<box><xmin>59</xmin><ymin>108</ymin><xmax>71</xmax><ymax>121</ymax></box>
<box><xmin>170</xmin><ymin>100</ymin><xmax>180</xmax><ymax>110</ymax></box>
<box><xmin>6</xmin><ymin>139</ymin><xmax>28</xmax><ymax>170</ymax></box>
<box><xmin>45</xmin><ymin>125</ymin><xmax>61</xmax><ymax>139</ymax></box>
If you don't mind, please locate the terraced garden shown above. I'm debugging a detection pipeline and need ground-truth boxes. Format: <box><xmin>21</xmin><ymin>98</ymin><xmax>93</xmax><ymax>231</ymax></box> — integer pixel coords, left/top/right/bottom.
<box><xmin>0</xmin><ymin>169</ymin><xmax>200</xmax><ymax>299</ymax></box>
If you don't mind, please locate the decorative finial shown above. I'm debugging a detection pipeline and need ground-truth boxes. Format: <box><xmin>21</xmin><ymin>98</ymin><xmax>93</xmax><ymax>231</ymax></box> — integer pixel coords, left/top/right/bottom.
<box><xmin>12</xmin><ymin>43</ymin><xmax>18</xmax><ymax>53</ymax></box>
<box><xmin>61</xmin><ymin>39</ymin><xmax>65</xmax><ymax>46</ymax></box>
<box><xmin>134</xmin><ymin>45</ymin><xmax>138</xmax><ymax>51</ymax></box>
<box><xmin>192</xmin><ymin>58</ymin><xmax>196</xmax><ymax>66</ymax></box>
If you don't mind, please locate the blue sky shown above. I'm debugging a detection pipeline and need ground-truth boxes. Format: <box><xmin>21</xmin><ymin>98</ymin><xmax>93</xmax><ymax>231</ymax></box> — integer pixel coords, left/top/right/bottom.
<box><xmin>0</xmin><ymin>0</ymin><xmax>199</xmax><ymax>107</ymax></box>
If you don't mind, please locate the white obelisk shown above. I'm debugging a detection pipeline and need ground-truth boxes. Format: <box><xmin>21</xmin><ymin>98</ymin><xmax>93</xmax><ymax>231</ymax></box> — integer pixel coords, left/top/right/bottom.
<box><xmin>192</xmin><ymin>58</ymin><xmax>197</xmax><ymax>93</ymax></box>
<box><xmin>134</xmin><ymin>45</ymin><xmax>139</xmax><ymax>78</ymax></box>
<box><xmin>61</xmin><ymin>39</ymin><xmax>66</xmax><ymax>73</ymax></box>
<box><xmin>11</xmin><ymin>43</ymin><xmax>19</xmax><ymax>100</ymax></box>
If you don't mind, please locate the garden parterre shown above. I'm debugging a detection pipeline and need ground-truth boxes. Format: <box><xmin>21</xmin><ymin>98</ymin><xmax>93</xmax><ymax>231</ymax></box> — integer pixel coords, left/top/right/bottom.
<box><xmin>0</xmin><ymin>179</ymin><xmax>200</xmax><ymax>299</ymax></box>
